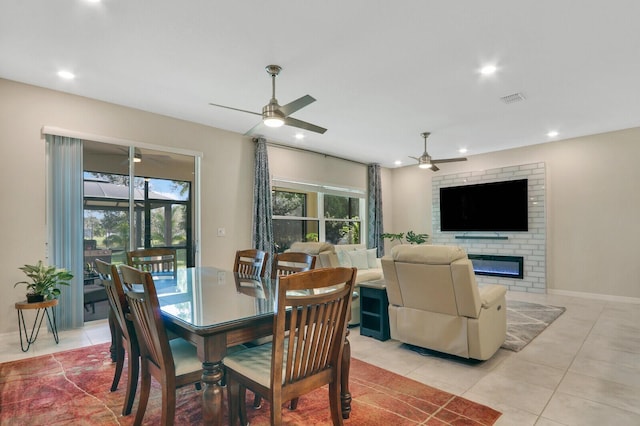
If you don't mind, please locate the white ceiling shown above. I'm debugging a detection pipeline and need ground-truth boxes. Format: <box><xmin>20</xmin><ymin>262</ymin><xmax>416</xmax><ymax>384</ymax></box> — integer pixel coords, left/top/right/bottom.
<box><xmin>2</xmin><ymin>1</ymin><xmax>639</xmax><ymax>168</ymax></box>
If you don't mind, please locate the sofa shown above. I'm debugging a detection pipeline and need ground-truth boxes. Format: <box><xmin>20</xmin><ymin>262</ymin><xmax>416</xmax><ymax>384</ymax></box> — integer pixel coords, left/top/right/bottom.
<box><xmin>382</xmin><ymin>244</ymin><xmax>507</xmax><ymax>360</ymax></box>
<box><xmin>287</xmin><ymin>242</ymin><xmax>384</xmax><ymax>325</ymax></box>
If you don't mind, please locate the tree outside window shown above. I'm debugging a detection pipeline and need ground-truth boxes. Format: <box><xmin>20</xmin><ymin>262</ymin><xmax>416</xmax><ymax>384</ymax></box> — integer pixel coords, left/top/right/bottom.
<box><xmin>83</xmin><ymin>172</ymin><xmax>191</xmax><ymax>265</ymax></box>
<box><xmin>324</xmin><ymin>194</ymin><xmax>361</xmax><ymax>245</ymax></box>
<box><xmin>272</xmin><ymin>188</ymin><xmax>363</xmax><ymax>251</ymax></box>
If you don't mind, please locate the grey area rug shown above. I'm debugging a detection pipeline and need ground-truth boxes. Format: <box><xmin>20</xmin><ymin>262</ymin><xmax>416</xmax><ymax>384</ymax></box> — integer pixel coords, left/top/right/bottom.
<box><xmin>502</xmin><ymin>300</ymin><xmax>566</xmax><ymax>352</ymax></box>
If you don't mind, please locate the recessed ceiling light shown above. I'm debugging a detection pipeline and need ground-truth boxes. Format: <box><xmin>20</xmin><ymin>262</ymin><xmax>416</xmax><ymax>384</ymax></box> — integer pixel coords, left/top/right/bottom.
<box><xmin>295</xmin><ymin>132</ymin><xmax>304</xmax><ymax>140</ymax></box>
<box><xmin>547</xmin><ymin>130</ymin><xmax>559</xmax><ymax>138</ymax></box>
<box><xmin>480</xmin><ymin>64</ymin><xmax>497</xmax><ymax>75</ymax></box>
<box><xmin>458</xmin><ymin>148</ymin><xmax>468</xmax><ymax>154</ymax></box>
<box><xmin>57</xmin><ymin>70</ymin><xmax>75</xmax><ymax>80</ymax></box>
<box><xmin>394</xmin><ymin>160</ymin><xmax>402</xmax><ymax>166</ymax></box>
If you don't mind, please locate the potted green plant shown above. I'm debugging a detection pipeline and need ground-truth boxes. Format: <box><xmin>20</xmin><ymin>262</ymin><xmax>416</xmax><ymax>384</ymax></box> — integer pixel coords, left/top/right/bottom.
<box><xmin>14</xmin><ymin>260</ymin><xmax>73</xmax><ymax>303</ymax></box>
<box><xmin>405</xmin><ymin>231</ymin><xmax>429</xmax><ymax>245</ymax></box>
<box><xmin>382</xmin><ymin>231</ymin><xmax>429</xmax><ymax>246</ymax></box>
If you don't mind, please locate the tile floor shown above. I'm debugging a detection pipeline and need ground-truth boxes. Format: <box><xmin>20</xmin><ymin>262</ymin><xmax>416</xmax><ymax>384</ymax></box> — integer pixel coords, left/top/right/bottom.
<box><xmin>1</xmin><ymin>291</ymin><xmax>638</xmax><ymax>425</ymax></box>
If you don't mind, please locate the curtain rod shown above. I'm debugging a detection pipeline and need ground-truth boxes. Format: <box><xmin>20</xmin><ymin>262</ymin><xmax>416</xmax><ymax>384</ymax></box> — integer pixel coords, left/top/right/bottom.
<box><xmin>257</xmin><ymin>139</ymin><xmax>370</xmax><ymax>166</ymax></box>
<box><xmin>42</xmin><ymin>126</ymin><xmax>204</xmax><ymax>158</ymax></box>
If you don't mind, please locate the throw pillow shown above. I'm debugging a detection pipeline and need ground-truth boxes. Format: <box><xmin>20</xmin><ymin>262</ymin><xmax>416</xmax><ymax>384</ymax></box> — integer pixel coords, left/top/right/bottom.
<box><xmin>336</xmin><ymin>250</ymin><xmax>352</xmax><ymax>268</ymax></box>
<box><xmin>346</xmin><ymin>249</ymin><xmax>369</xmax><ymax>270</ymax></box>
<box><xmin>366</xmin><ymin>248</ymin><xmax>378</xmax><ymax>269</ymax></box>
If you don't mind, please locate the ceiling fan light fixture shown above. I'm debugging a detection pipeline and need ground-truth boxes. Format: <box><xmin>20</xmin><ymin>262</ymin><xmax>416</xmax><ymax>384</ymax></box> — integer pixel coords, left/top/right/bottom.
<box><xmin>263</xmin><ymin>116</ymin><xmax>284</xmax><ymax>128</ymax></box>
<box><xmin>133</xmin><ymin>152</ymin><xmax>142</xmax><ymax>163</ymax></box>
<box><xmin>262</xmin><ymin>102</ymin><xmax>285</xmax><ymax>127</ymax></box>
<box><xmin>418</xmin><ymin>156</ymin><xmax>432</xmax><ymax>169</ymax></box>
<box><xmin>210</xmin><ymin>64</ymin><xmax>326</xmax><ymax>135</ymax></box>
<box><xmin>410</xmin><ymin>131</ymin><xmax>466</xmax><ymax>171</ymax></box>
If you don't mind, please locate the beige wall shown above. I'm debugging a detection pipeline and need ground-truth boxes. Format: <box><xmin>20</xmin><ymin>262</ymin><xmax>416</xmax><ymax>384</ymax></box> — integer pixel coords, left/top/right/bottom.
<box><xmin>1</xmin><ymin>78</ymin><xmax>256</xmax><ymax>333</ymax></box>
<box><xmin>384</xmin><ymin>165</ymin><xmax>433</xmax><ymax>254</ymax></box>
<box><xmin>2</xmin><ymin>77</ymin><xmax>637</xmax><ymax>334</ymax></box>
<box><xmin>0</xmin><ymin>79</ymin><xmax>375</xmax><ymax>333</ymax></box>
<box><xmin>387</xmin><ymin>127</ymin><xmax>640</xmax><ymax>300</ymax></box>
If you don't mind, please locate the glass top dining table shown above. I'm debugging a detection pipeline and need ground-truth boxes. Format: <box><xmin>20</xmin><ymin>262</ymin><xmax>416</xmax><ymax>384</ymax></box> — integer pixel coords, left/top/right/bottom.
<box><xmin>157</xmin><ymin>267</ymin><xmax>276</xmax><ymax>329</ymax></box>
<box><xmin>137</xmin><ymin>266</ymin><xmax>353</xmax><ymax>425</ymax></box>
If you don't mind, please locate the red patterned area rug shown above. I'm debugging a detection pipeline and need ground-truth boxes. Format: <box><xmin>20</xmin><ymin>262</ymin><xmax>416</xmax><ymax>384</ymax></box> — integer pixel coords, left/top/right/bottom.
<box><xmin>0</xmin><ymin>343</ymin><xmax>500</xmax><ymax>425</ymax></box>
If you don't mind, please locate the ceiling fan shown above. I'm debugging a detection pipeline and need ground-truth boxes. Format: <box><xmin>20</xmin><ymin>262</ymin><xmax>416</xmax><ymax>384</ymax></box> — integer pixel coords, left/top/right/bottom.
<box><xmin>209</xmin><ymin>65</ymin><xmax>327</xmax><ymax>136</ymax></box>
<box><xmin>114</xmin><ymin>147</ymin><xmax>171</xmax><ymax>165</ymax></box>
<box><xmin>409</xmin><ymin>132</ymin><xmax>467</xmax><ymax>171</ymax></box>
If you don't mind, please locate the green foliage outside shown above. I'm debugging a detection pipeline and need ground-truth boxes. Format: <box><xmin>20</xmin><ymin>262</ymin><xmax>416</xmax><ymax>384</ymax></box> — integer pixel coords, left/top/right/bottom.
<box><xmin>272</xmin><ymin>189</ymin><xmax>363</xmax><ymax>249</ymax></box>
<box><xmin>338</xmin><ymin>219</ymin><xmax>360</xmax><ymax>244</ymax></box>
<box><xmin>272</xmin><ymin>191</ymin><xmax>305</xmax><ymax>216</ymax></box>
<box><xmin>84</xmin><ymin>173</ymin><xmax>188</xmax><ymax>252</ymax></box>
<box><xmin>325</xmin><ymin>194</ymin><xmax>360</xmax><ymax>244</ymax></box>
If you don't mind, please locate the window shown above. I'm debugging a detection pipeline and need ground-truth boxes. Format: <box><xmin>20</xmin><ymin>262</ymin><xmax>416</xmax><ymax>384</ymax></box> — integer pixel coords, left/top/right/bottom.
<box><xmin>82</xmin><ymin>140</ymin><xmax>197</xmax><ymax>271</ymax></box>
<box><xmin>272</xmin><ymin>181</ymin><xmax>365</xmax><ymax>252</ymax></box>
<box><xmin>324</xmin><ymin>194</ymin><xmax>361</xmax><ymax>245</ymax></box>
<box><xmin>272</xmin><ymin>189</ymin><xmax>319</xmax><ymax>252</ymax></box>
<box><xmin>83</xmin><ymin>172</ymin><xmax>191</xmax><ymax>266</ymax></box>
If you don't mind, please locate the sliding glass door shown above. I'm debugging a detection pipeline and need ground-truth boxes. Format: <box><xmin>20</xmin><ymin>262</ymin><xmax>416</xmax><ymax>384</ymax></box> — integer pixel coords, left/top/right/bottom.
<box><xmin>82</xmin><ymin>140</ymin><xmax>197</xmax><ymax>321</ymax></box>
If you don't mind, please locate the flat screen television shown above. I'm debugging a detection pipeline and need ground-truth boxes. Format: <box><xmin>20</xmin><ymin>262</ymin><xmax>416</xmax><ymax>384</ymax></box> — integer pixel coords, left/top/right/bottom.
<box><xmin>439</xmin><ymin>179</ymin><xmax>528</xmax><ymax>232</ymax></box>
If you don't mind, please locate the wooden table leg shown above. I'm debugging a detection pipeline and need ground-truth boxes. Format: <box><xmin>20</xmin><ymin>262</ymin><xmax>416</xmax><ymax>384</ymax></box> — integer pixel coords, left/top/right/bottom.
<box><xmin>341</xmin><ymin>329</ymin><xmax>352</xmax><ymax>419</ymax></box>
<box><xmin>201</xmin><ymin>361</ymin><xmax>224</xmax><ymax>425</ymax></box>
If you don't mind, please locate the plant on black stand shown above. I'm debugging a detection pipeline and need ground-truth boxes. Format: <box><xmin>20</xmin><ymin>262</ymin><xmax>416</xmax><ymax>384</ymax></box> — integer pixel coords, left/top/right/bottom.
<box><xmin>14</xmin><ymin>261</ymin><xmax>73</xmax><ymax>303</ymax></box>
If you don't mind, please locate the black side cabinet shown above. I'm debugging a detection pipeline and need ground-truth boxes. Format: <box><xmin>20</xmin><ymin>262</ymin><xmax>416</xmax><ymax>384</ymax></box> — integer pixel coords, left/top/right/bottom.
<box><xmin>359</xmin><ymin>281</ymin><xmax>390</xmax><ymax>341</ymax></box>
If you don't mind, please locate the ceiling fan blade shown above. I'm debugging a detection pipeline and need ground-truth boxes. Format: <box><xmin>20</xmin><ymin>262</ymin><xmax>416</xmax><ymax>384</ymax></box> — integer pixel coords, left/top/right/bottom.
<box><xmin>431</xmin><ymin>164</ymin><xmax>440</xmax><ymax>172</ymax></box>
<box><xmin>278</xmin><ymin>95</ymin><xmax>316</xmax><ymax>117</ymax></box>
<box><xmin>431</xmin><ymin>157</ymin><xmax>468</xmax><ymax>164</ymax></box>
<box><xmin>209</xmin><ymin>102</ymin><xmax>262</xmax><ymax>117</ymax></box>
<box><xmin>408</xmin><ymin>156</ymin><xmax>419</xmax><ymax>161</ymax></box>
<box><xmin>244</xmin><ymin>121</ymin><xmax>264</xmax><ymax>136</ymax></box>
<box><xmin>283</xmin><ymin>117</ymin><xmax>327</xmax><ymax>134</ymax></box>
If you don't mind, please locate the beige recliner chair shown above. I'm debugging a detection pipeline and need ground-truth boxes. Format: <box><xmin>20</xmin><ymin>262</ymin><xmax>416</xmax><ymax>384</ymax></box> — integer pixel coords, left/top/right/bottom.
<box><xmin>382</xmin><ymin>244</ymin><xmax>507</xmax><ymax>360</ymax></box>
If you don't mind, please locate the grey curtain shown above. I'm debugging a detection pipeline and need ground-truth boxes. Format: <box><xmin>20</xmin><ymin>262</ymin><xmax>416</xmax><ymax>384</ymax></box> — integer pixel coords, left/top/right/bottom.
<box><xmin>367</xmin><ymin>163</ymin><xmax>384</xmax><ymax>257</ymax></box>
<box><xmin>252</xmin><ymin>138</ymin><xmax>274</xmax><ymax>272</ymax></box>
<box><xmin>46</xmin><ymin>134</ymin><xmax>84</xmax><ymax>330</ymax></box>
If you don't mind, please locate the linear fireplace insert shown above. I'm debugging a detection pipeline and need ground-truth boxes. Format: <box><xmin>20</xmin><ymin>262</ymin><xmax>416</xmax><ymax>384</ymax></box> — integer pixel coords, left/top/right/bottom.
<box><xmin>468</xmin><ymin>254</ymin><xmax>524</xmax><ymax>279</ymax></box>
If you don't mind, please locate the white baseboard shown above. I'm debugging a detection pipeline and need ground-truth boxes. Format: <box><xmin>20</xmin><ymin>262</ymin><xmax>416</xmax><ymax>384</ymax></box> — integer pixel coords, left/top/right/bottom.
<box><xmin>548</xmin><ymin>288</ymin><xmax>640</xmax><ymax>304</ymax></box>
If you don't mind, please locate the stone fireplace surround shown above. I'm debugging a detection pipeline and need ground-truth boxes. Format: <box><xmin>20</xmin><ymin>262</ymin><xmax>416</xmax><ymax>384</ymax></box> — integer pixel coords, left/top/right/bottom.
<box><xmin>431</xmin><ymin>163</ymin><xmax>546</xmax><ymax>293</ymax></box>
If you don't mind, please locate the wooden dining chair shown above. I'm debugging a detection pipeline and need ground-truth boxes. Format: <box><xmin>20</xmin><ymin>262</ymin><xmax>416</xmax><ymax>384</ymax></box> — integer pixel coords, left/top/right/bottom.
<box><xmin>270</xmin><ymin>251</ymin><xmax>316</xmax><ymax>279</ymax></box>
<box><xmin>126</xmin><ymin>248</ymin><xmax>178</xmax><ymax>279</ymax></box>
<box><xmin>234</xmin><ymin>275</ymin><xmax>267</xmax><ymax>299</ymax></box>
<box><xmin>251</xmin><ymin>251</ymin><xmax>317</xmax><ymax>409</ymax></box>
<box><xmin>224</xmin><ymin>267</ymin><xmax>357</xmax><ymax>426</ymax></box>
<box><xmin>95</xmin><ymin>259</ymin><xmax>140</xmax><ymax>416</ymax></box>
<box><xmin>121</xmin><ymin>264</ymin><xmax>203</xmax><ymax>426</ymax></box>
<box><xmin>233</xmin><ymin>249</ymin><xmax>269</xmax><ymax>277</ymax></box>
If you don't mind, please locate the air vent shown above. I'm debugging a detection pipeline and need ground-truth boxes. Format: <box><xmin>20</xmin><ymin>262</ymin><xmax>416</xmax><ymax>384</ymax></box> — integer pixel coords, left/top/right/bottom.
<box><xmin>500</xmin><ymin>92</ymin><xmax>526</xmax><ymax>104</ymax></box>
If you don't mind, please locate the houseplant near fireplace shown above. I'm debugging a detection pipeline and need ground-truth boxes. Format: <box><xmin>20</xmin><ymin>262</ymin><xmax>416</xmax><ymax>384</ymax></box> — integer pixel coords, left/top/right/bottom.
<box><xmin>14</xmin><ymin>260</ymin><xmax>73</xmax><ymax>302</ymax></box>
<box><xmin>382</xmin><ymin>230</ymin><xmax>429</xmax><ymax>246</ymax></box>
